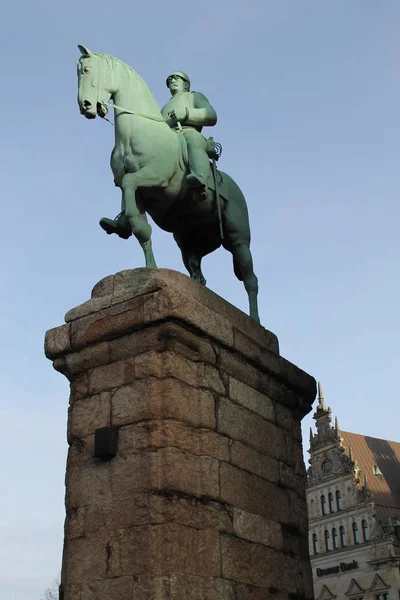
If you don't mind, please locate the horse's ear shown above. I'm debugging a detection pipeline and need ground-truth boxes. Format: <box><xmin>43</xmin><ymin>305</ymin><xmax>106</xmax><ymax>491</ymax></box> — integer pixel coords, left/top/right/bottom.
<box><xmin>78</xmin><ymin>45</ymin><xmax>92</xmax><ymax>57</ymax></box>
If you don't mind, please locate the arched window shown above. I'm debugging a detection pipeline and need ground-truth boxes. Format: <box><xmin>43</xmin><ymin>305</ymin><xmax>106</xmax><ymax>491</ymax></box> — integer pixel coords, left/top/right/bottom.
<box><xmin>340</xmin><ymin>525</ymin><xmax>346</xmax><ymax>547</ymax></box>
<box><xmin>313</xmin><ymin>533</ymin><xmax>319</xmax><ymax>555</ymax></box>
<box><xmin>324</xmin><ymin>529</ymin><xmax>331</xmax><ymax>552</ymax></box>
<box><xmin>322</xmin><ymin>458</ymin><xmax>332</xmax><ymax>472</ymax></box>
<box><xmin>336</xmin><ymin>490</ymin><xmax>342</xmax><ymax>511</ymax></box>
<box><xmin>362</xmin><ymin>519</ymin><xmax>369</xmax><ymax>542</ymax></box>
<box><xmin>328</xmin><ymin>492</ymin><xmax>334</xmax><ymax>513</ymax></box>
<box><xmin>352</xmin><ymin>522</ymin><xmax>359</xmax><ymax>544</ymax></box>
<box><xmin>321</xmin><ymin>495</ymin><xmax>327</xmax><ymax>515</ymax></box>
<box><xmin>332</xmin><ymin>528</ymin><xmax>338</xmax><ymax>549</ymax></box>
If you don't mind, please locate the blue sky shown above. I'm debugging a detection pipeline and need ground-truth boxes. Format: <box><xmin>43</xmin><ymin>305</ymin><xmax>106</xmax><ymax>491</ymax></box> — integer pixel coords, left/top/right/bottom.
<box><xmin>1</xmin><ymin>1</ymin><xmax>399</xmax><ymax>597</ymax></box>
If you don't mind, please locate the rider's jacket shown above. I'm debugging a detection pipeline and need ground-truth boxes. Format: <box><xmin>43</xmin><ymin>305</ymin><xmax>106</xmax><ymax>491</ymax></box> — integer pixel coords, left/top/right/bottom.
<box><xmin>161</xmin><ymin>92</ymin><xmax>202</xmax><ymax>133</ymax></box>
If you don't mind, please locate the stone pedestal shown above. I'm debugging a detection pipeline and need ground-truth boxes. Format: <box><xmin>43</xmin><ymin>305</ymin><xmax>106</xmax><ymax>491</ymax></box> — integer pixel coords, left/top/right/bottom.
<box><xmin>45</xmin><ymin>268</ymin><xmax>316</xmax><ymax>600</ymax></box>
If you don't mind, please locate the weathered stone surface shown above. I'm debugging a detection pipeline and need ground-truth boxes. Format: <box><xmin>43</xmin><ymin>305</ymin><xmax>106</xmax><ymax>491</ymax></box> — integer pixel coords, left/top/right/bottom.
<box><xmin>233</xmin><ymin>507</ymin><xmax>283</xmax><ymax>549</ymax></box>
<box><xmin>236</xmin><ymin>583</ymin><xmax>290</xmax><ymax>600</ymax></box>
<box><xmin>279</xmin><ymin>461</ymin><xmax>306</xmax><ymax>499</ymax></box>
<box><xmin>111</xmin><ymin>320</ymin><xmax>218</xmax><ymax>365</ymax></box>
<box><xmin>81</xmin><ymin>576</ymin><xmax>133</xmax><ymax>600</ymax></box>
<box><xmin>220</xmin><ymin>463</ymin><xmax>291</xmax><ymax>524</ymax></box>
<box><xmin>118</xmin><ymin>419</ymin><xmax>230</xmax><ymax>461</ymax></box>
<box><xmin>131</xmin><ymin>573</ymin><xmax>236</xmax><ymax>600</ymax></box>
<box><xmin>134</xmin><ymin>350</ymin><xmax>226</xmax><ymax>394</ymax></box>
<box><xmin>88</xmin><ymin>360</ymin><xmax>129</xmax><ymax>394</ymax></box>
<box><xmin>66</xmin><ymin>437</ymin><xmax>112</xmax><ymax>509</ymax></box>
<box><xmin>230</xmin><ymin>377</ymin><xmax>275</xmax><ymax>422</ymax></box>
<box><xmin>218</xmin><ymin>397</ymin><xmax>286</xmax><ymax>461</ymax></box>
<box><xmin>65</xmin><ymin>507</ymin><xmax>85</xmax><ymax>539</ymax></box>
<box><xmin>233</xmin><ymin>328</ymin><xmax>279</xmax><ymax>374</ymax></box>
<box><xmin>85</xmin><ymin>492</ymin><xmax>233</xmax><ymax>535</ymax></box>
<box><xmin>109</xmin><ymin>523</ymin><xmax>221</xmax><ymax>577</ymax></box>
<box><xmin>276</xmin><ymin>402</ymin><xmax>297</xmax><ymax>435</ymax></box>
<box><xmin>110</xmin><ymin>447</ymin><xmax>220</xmax><ymax>501</ymax></box>
<box><xmin>109</xmin><ymin>321</ymin><xmax>217</xmax><ymax>365</ymax></box>
<box><xmin>70</xmin><ymin>295</ymin><xmax>144</xmax><ymax>350</ymax></box>
<box><xmin>67</xmin><ymin>463</ymin><xmax>111</xmax><ymax>509</ymax></box>
<box><xmin>91</xmin><ymin>274</ymin><xmax>114</xmax><ymax>298</ymax></box>
<box><xmin>282</xmin><ymin>524</ymin><xmax>310</xmax><ymax>559</ymax></box>
<box><xmin>230</xmin><ymin>440</ymin><xmax>279</xmax><ymax>483</ymax></box>
<box><xmin>64</xmin><ymin>342</ymin><xmax>110</xmax><ymax>377</ymax></box>
<box><xmin>46</xmin><ymin>268</ymin><xmax>315</xmax><ymax>597</ymax></box>
<box><xmin>221</xmin><ymin>534</ymin><xmax>296</xmax><ymax>593</ymax></box>
<box><xmin>68</xmin><ymin>391</ymin><xmax>111</xmax><ymax>441</ymax></box>
<box><xmin>65</xmin><ymin>294</ymin><xmax>112</xmax><ymax>323</ymax></box>
<box><xmin>70</xmin><ymin>373</ymin><xmax>89</xmax><ymax>401</ymax></box>
<box><xmin>63</xmin><ymin>584</ymin><xmax>82</xmax><ymax>600</ymax></box>
<box><xmin>142</xmin><ymin>287</ymin><xmax>235</xmax><ymax>348</ymax></box>
<box><xmin>63</xmin><ymin>533</ymin><xmax>108</xmax><ymax>584</ymax></box>
<box><xmin>288</xmin><ymin>490</ymin><xmax>309</xmax><ymax>537</ymax></box>
<box><xmin>45</xmin><ymin>323</ymin><xmax>71</xmax><ymax>359</ymax></box>
<box><xmin>111</xmin><ymin>377</ymin><xmax>215</xmax><ymax>429</ymax></box>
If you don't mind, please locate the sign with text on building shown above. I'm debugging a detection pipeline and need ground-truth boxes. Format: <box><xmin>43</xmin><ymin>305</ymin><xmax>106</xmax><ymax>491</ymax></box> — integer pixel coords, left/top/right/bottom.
<box><xmin>316</xmin><ymin>561</ymin><xmax>359</xmax><ymax>577</ymax></box>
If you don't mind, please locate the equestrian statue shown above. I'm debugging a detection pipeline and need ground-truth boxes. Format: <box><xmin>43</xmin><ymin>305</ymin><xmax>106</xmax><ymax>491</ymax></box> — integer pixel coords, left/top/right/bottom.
<box><xmin>76</xmin><ymin>45</ymin><xmax>260</xmax><ymax>322</ymax></box>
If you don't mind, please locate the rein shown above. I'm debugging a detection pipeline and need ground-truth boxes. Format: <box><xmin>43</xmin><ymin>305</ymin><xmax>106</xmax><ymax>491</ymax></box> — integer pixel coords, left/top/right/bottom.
<box><xmin>100</xmin><ymin>101</ymin><xmax>166</xmax><ymax>123</ymax></box>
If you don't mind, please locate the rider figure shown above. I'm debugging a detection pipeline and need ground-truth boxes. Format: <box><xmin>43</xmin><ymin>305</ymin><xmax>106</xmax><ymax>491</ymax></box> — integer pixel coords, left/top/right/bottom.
<box><xmin>99</xmin><ymin>71</ymin><xmax>217</xmax><ymax>238</ymax></box>
<box><xmin>161</xmin><ymin>71</ymin><xmax>217</xmax><ymax>193</ymax></box>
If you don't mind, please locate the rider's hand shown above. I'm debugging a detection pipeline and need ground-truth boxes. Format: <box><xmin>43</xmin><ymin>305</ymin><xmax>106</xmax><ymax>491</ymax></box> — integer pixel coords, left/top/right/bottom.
<box><xmin>169</xmin><ymin>108</ymin><xmax>188</xmax><ymax>123</ymax></box>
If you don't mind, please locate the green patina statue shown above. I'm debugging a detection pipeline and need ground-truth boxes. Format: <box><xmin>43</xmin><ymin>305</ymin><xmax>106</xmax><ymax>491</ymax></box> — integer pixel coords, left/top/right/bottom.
<box><xmin>77</xmin><ymin>45</ymin><xmax>260</xmax><ymax>322</ymax></box>
<box><xmin>161</xmin><ymin>71</ymin><xmax>217</xmax><ymax>194</ymax></box>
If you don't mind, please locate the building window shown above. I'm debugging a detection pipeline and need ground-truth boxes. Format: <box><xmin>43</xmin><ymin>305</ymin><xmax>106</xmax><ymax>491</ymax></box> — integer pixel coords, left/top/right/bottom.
<box><xmin>332</xmin><ymin>527</ymin><xmax>338</xmax><ymax>549</ymax></box>
<box><xmin>340</xmin><ymin>525</ymin><xmax>347</xmax><ymax>547</ymax></box>
<box><xmin>328</xmin><ymin>492</ymin><xmax>334</xmax><ymax>513</ymax></box>
<box><xmin>374</xmin><ymin>595</ymin><xmax>389</xmax><ymax>600</ymax></box>
<box><xmin>352</xmin><ymin>522</ymin><xmax>359</xmax><ymax>544</ymax></box>
<box><xmin>322</xmin><ymin>458</ymin><xmax>333</xmax><ymax>472</ymax></box>
<box><xmin>336</xmin><ymin>490</ymin><xmax>342</xmax><ymax>511</ymax></box>
<box><xmin>321</xmin><ymin>495</ymin><xmax>327</xmax><ymax>515</ymax></box>
<box><xmin>362</xmin><ymin>519</ymin><xmax>369</xmax><ymax>542</ymax></box>
<box><xmin>313</xmin><ymin>533</ymin><xmax>319</xmax><ymax>555</ymax></box>
<box><xmin>324</xmin><ymin>529</ymin><xmax>331</xmax><ymax>552</ymax></box>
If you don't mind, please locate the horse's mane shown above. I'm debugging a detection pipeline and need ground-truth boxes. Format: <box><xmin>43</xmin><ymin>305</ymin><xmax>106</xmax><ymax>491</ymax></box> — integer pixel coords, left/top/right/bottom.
<box><xmin>95</xmin><ymin>52</ymin><xmax>161</xmax><ymax>115</ymax></box>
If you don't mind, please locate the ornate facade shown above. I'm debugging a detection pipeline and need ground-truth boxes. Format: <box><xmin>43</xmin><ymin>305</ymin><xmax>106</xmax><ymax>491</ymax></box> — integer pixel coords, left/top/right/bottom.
<box><xmin>307</xmin><ymin>384</ymin><xmax>400</xmax><ymax>600</ymax></box>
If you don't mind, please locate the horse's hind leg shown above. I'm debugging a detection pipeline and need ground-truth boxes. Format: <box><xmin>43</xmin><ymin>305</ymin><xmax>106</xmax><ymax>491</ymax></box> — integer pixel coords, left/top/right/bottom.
<box><xmin>222</xmin><ymin>184</ymin><xmax>260</xmax><ymax>322</ymax></box>
<box><xmin>182</xmin><ymin>251</ymin><xmax>207</xmax><ymax>286</ymax></box>
<box><xmin>232</xmin><ymin>243</ymin><xmax>259</xmax><ymax>323</ymax></box>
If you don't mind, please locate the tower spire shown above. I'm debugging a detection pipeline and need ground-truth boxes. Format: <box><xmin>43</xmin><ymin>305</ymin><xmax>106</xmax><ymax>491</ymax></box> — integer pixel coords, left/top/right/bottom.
<box><xmin>317</xmin><ymin>381</ymin><xmax>325</xmax><ymax>409</ymax></box>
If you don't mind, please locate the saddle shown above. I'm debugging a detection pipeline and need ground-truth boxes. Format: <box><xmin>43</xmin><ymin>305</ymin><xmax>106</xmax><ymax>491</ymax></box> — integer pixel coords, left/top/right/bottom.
<box><xmin>178</xmin><ymin>133</ymin><xmax>222</xmax><ymax>167</ymax></box>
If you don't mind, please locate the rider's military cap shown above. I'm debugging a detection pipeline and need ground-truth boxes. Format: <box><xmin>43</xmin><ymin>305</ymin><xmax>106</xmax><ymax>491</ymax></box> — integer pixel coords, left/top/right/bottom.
<box><xmin>166</xmin><ymin>71</ymin><xmax>191</xmax><ymax>88</ymax></box>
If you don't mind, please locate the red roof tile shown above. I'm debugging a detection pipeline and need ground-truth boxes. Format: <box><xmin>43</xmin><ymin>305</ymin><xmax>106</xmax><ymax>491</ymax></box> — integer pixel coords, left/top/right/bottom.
<box><xmin>340</xmin><ymin>431</ymin><xmax>400</xmax><ymax>516</ymax></box>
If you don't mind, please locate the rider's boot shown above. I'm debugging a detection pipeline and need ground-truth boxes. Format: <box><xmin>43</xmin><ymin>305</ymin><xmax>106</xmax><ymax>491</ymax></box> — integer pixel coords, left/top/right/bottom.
<box><xmin>99</xmin><ymin>212</ymin><xmax>132</xmax><ymax>239</ymax></box>
<box><xmin>185</xmin><ymin>147</ymin><xmax>209</xmax><ymax>196</ymax></box>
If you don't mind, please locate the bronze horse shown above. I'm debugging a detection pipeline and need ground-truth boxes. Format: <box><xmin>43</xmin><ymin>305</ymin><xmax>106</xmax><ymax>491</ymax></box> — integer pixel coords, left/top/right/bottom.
<box><xmin>77</xmin><ymin>45</ymin><xmax>259</xmax><ymax>322</ymax></box>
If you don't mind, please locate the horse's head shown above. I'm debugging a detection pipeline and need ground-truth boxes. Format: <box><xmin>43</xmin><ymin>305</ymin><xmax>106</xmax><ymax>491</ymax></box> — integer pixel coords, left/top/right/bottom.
<box><xmin>77</xmin><ymin>45</ymin><xmax>110</xmax><ymax>119</ymax></box>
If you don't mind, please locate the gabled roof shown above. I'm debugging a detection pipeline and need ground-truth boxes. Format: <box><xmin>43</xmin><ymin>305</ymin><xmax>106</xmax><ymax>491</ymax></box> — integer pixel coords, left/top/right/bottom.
<box><xmin>369</xmin><ymin>574</ymin><xmax>390</xmax><ymax>591</ymax></box>
<box><xmin>345</xmin><ymin>578</ymin><xmax>365</xmax><ymax>596</ymax></box>
<box><xmin>317</xmin><ymin>584</ymin><xmax>337</xmax><ymax>600</ymax></box>
<box><xmin>340</xmin><ymin>430</ymin><xmax>400</xmax><ymax>515</ymax></box>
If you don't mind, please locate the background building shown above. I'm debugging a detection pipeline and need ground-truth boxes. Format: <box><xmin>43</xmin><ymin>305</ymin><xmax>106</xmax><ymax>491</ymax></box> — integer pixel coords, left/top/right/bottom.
<box><xmin>307</xmin><ymin>384</ymin><xmax>400</xmax><ymax>600</ymax></box>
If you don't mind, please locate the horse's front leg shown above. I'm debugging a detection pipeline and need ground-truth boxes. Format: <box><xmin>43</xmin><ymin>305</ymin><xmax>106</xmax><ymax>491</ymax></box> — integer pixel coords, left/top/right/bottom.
<box><xmin>121</xmin><ymin>168</ymin><xmax>161</xmax><ymax>269</ymax></box>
